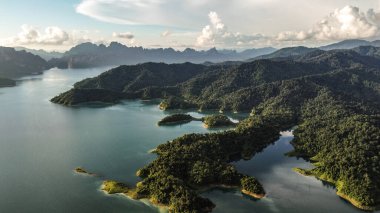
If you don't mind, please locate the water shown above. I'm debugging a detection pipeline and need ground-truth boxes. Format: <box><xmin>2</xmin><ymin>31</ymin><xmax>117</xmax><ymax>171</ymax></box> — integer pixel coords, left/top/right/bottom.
<box><xmin>0</xmin><ymin>67</ymin><xmax>375</xmax><ymax>213</ymax></box>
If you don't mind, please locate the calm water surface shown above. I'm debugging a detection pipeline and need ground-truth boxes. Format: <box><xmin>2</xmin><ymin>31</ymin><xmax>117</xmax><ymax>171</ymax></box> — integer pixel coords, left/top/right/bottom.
<box><xmin>0</xmin><ymin>67</ymin><xmax>375</xmax><ymax>213</ymax></box>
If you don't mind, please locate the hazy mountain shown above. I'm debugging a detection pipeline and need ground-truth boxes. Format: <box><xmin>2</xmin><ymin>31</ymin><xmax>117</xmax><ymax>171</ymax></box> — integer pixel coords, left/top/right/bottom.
<box><xmin>319</xmin><ymin>39</ymin><xmax>380</xmax><ymax>50</ymax></box>
<box><xmin>250</xmin><ymin>46</ymin><xmax>319</xmax><ymax>61</ymax></box>
<box><xmin>14</xmin><ymin>47</ymin><xmax>64</xmax><ymax>60</ymax></box>
<box><xmin>48</xmin><ymin>42</ymin><xmax>276</xmax><ymax>69</ymax></box>
<box><xmin>0</xmin><ymin>47</ymin><xmax>49</xmax><ymax>78</ymax></box>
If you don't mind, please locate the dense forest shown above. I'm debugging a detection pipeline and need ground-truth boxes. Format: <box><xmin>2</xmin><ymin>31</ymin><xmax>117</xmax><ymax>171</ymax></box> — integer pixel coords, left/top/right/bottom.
<box><xmin>202</xmin><ymin>114</ymin><xmax>235</xmax><ymax>128</ymax></box>
<box><xmin>132</xmin><ymin>112</ymin><xmax>293</xmax><ymax>212</ymax></box>
<box><xmin>52</xmin><ymin>47</ymin><xmax>380</xmax><ymax>211</ymax></box>
<box><xmin>157</xmin><ymin>114</ymin><xmax>195</xmax><ymax>125</ymax></box>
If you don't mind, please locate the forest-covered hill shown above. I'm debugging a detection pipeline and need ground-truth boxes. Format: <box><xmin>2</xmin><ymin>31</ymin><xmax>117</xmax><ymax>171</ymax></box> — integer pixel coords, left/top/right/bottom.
<box><xmin>51</xmin><ymin>48</ymin><xmax>380</xmax><ymax>211</ymax></box>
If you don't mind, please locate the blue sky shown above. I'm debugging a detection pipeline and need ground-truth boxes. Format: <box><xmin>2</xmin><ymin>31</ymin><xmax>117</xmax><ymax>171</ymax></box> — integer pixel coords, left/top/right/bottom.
<box><xmin>1</xmin><ymin>0</ymin><xmax>380</xmax><ymax>51</ymax></box>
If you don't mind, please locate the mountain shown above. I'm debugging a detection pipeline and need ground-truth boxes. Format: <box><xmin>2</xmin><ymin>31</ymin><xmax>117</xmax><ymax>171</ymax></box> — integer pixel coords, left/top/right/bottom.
<box><xmin>319</xmin><ymin>39</ymin><xmax>380</xmax><ymax>50</ymax></box>
<box><xmin>0</xmin><ymin>77</ymin><xmax>16</xmax><ymax>87</ymax></box>
<box><xmin>48</xmin><ymin>42</ymin><xmax>276</xmax><ymax>69</ymax></box>
<box><xmin>51</xmin><ymin>48</ymin><xmax>380</xmax><ymax>211</ymax></box>
<box><xmin>51</xmin><ymin>49</ymin><xmax>380</xmax><ymax>110</ymax></box>
<box><xmin>0</xmin><ymin>47</ymin><xmax>49</xmax><ymax>78</ymax></box>
<box><xmin>250</xmin><ymin>46</ymin><xmax>319</xmax><ymax>60</ymax></box>
<box><xmin>14</xmin><ymin>47</ymin><xmax>64</xmax><ymax>60</ymax></box>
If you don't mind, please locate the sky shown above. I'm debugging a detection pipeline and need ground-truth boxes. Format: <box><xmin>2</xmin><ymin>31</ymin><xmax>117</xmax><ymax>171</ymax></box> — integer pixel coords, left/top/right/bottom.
<box><xmin>1</xmin><ymin>0</ymin><xmax>380</xmax><ymax>51</ymax></box>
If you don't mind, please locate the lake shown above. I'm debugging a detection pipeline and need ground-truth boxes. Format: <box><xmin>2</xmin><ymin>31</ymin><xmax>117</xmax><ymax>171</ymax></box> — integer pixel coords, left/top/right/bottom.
<box><xmin>0</xmin><ymin>67</ymin><xmax>375</xmax><ymax>213</ymax></box>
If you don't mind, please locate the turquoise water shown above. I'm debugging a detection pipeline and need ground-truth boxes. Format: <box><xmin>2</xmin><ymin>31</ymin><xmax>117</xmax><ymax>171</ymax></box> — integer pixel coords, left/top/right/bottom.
<box><xmin>0</xmin><ymin>67</ymin><xmax>375</xmax><ymax>212</ymax></box>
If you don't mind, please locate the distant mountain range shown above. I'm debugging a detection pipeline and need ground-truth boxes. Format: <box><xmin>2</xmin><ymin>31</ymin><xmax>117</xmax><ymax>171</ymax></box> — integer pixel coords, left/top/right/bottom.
<box><xmin>47</xmin><ymin>42</ymin><xmax>276</xmax><ymax>69</ymax></box>
<box><xmin>47</xmin><ymin>39</ymin><xmax>380</xmax><ymax>68</ymax></box>
<box><xmin>3</xmin><ymin>38</ymin><xmax>380</xmax><ymax>79</ymax></box>
<box><xmin>14</xmin><ymin>47</ymin><xmax>64</xmax><ymax>60</ymax></box>
<box><xmin>319</xmin><ymin>39</ymin><xmax>380</xmax><ymax>50</ymax></box>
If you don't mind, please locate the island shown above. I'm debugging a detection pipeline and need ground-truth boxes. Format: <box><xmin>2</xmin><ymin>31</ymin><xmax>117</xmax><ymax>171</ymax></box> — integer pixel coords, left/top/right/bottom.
<box><xmin>240</xmin><ymin>176</ymin><xmax>266</xmax><ymax>199</ymax></box>
<box><xmin>202</xmin><ymin>114</ymin><xmax>235</xmax><ymax>128</ymax></box>
<box><xmin>54</xmin><ymin>47</ymin><xmax>380</xmax><ymax>211</ymax></box>
<box><xmin>127</xmin><ymin>112</ymin><xmax>293</xmax><ymax>212</ymax></box>
<box><xmin>157</xmin><ymin>114</ymin><xmax>196</xmax><ymax>125</ymax></box>
<box><xmin>157</xmin><ymin>114</ymin><xmax>236</xmax><ymax>128</ymax></box>
<box><xmin>0</xmin><ymin>78</ymin><xmax>16</xmax><ymax>87</ymax></box>
<box><xmin>74</xmin><ymin>167</ymin><xmax>96</xmax><ymax>176</ymax></box>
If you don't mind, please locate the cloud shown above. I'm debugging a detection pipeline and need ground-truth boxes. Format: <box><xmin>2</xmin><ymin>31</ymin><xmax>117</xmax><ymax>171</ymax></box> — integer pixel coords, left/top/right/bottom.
<box><xmin>195</xmin><ymin>6</ymin><xmax>380</xmax><ymax>48</ymax></box>
<box><xmin>276</xmin><ymin>5</ymin><xmax>380</xmax><ymax>41</ymax></box>
<box><xmin>76</xmin><ymin>0</ymin><xmax>171</xmax><ymax>25</ymax></box>
<box><xmin>9</xmin><ymin>25</ymin><xmax>69</xmax><ymax>45</ymax></box>
<box><xmin>161</xmin><ymin>30</ymin><xmax>171</xmax><ymax>37</ymax></box>
<box><xmin>112</xmin><ymin>32</ymin><xmax>135</xmax><ymax>39</ymax></box>
<box><xmin>196</xmin><ymin>11</ymin><xmax>267</xmax><ymax>48</ymax></box>
<box><xmin>0</xmin><ymin>25</ymin><xmax>106</xmax><ymax>51</ymax></box>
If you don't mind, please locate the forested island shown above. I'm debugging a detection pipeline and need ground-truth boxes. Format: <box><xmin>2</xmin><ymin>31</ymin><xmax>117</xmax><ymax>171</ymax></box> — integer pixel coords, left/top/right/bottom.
<box><xmin>157</xmin><ymin>113</ymin><xmax>235</xmax><ymax>128</ymax></box>
<box><xmin>53</xmin><ymin>47</ymin><xmax>380</xmax><ymax>211</ymax></box>
<box><xmin>157</xmin><ymin>114</ymin><xmax>196</xmax><ymax>125</ymax></box>
<box><xmin>102</xmin><ymin>112</ymin><xmax>290</xmax><ymax>212</ymax></box>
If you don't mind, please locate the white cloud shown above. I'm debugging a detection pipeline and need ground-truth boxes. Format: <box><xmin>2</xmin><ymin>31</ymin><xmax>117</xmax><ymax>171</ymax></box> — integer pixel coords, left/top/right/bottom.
<box><xmin>0</xmin><ymin>25</ymin><xmax>107</xmax><ymax>51</ymax></box>
<box><xmin>195</xmin><ymin>6</ymin><xmax>380</xmax><ymax>48</ymax></box>
<box><xmin>112</xmin><ymin>32</ymin><xmax>135</xmax><ymax>39</ymax></box>
<box><xmin>196</xmin><ymin>11</ymin><xmax>267</xmax><ymax>48</ymax></box>
<box><xmin>76</xmin><ymin>0</ymin><xmax>171</xmax><ymax>25</ymax></box>
<box><xmin>9</xmin><ymin>25</ymin><xmax>69</xmax><ymax>45</ymax></box>
<box><xmin>276</xmin><ymin>6</ymin><xmax>380</xmax><ymax>41</ymax></box>
<box><xmin>161</xmin><ymin>30</ymin><xmax>171</xmax><ymax>37</ymax></box>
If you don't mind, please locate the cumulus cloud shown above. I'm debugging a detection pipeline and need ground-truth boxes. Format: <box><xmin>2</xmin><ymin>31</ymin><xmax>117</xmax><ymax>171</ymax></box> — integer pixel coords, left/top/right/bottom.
<box><xmin>195</xmin><ymin>6</ymin><xmax>380</xmax><ymax>48</ymax></box>
<box><xmin>0</xmin><ymin>25</ymin><xmax>106</xmax><ymax>51</ymax></box>
<box><xmin>112</xmin><ymin>32</ymin><xmax>135</xmax><ymax>39</ymax></box>
<box><xmin>9</xmin><ymin>25</ymin><xmax>69</xmax><ymax>45</ymax></box>
<box><xmin>276</xmin><ymin>6</ymin><xmax>380</xmax><ymax>41</ymax></box>
<box><xmin>196</xmin><ymin>11</ymin><xmax>267</xmax><ymax>48</ymax></box>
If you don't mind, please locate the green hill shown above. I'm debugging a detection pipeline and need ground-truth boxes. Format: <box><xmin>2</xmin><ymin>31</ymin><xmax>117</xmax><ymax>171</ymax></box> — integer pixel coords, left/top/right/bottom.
<box><xmin>51</xmin><ymin>48</ymin><xmax>380</xmax><ymax>211</ymax></box>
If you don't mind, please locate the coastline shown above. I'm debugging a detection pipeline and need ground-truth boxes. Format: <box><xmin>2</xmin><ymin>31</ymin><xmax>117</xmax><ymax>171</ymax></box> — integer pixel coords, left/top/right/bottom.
<box><xmin>293</xmin><ymin>167</ymin><xmax>379</xmax><ymax>211</ymax></box>
<box><xmin>157</xmin><ymin>118</ymin><xmax>194</xmax><ymax>126</ymax></box>
<box><xmin>100</xmin><ymin>182</ymin><xmax>170</xmax><ymax>212</ymax></box>
<box><xmin>241</xmin><ymin>189</ymin><xmax>265</xmax><ymax>199</ymax></box>
<box><xmin>73</xmin><ymin>167</ymin><xmax>97</xmax><ymax>177</ymax></box>
<box><xmin>197</xmin><ymin>184</ymin><xmax>266</xmax><ymax>200</ymax></box>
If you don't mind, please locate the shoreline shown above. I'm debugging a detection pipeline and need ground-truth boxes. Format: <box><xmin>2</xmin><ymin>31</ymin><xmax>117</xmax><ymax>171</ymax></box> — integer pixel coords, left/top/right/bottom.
<box><xmin>100</xmin><ymin>182</ymin><xmax>170</xmax><ymax>212</ymax></box>
<box><xmin>197</xmin><ymin>184</ymin><xmax>266</xmax><ymax>200</ymax></box>
<box><xmin>293</xmin><ymin>167</ymin><xmax>379</xmax><ymax>211</ymax></box>
<box><xmin>157</xmin><ymin>118</ymin><xmax>194</xmax><ymax>126</ymax></box>
<box><xmin>241</xmin><ymin>189</ymin><xmax>265</xmax><ymax>199</ymax></box>
<box><xmin>73</xmin><ymin>167</ymin><xmax>97</xmax><ymax>177</ymax></box>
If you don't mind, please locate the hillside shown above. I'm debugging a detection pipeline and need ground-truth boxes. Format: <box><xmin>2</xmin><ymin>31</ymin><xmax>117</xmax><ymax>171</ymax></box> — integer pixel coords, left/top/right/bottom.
<box><xmin>251</xmin><ymin>46</ymin><xmax>319</xmax><ymax>60</ymax></box>
<box><xmin>51</xmin><ymin>48</ymin><xmax>380</xmax><ymax>211</ymax></box>
<box><xmin>52</xmin><ymin>49</ymin><xmax>380</xmax><ymax>111</ymax></box>
<box><xmin>319</xmin><ymin>39</ymin><xmax>380</xmax><ymax>50</ymax></box>
<box><xmin>14</xmin><ymin>47</ymin><xmax>64</xmax><ymax>60</ymax></box>
<box><xmin>0</xmin><ymin>47</ymin><xmax>49</xmax><ymax>78</ymax></box>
